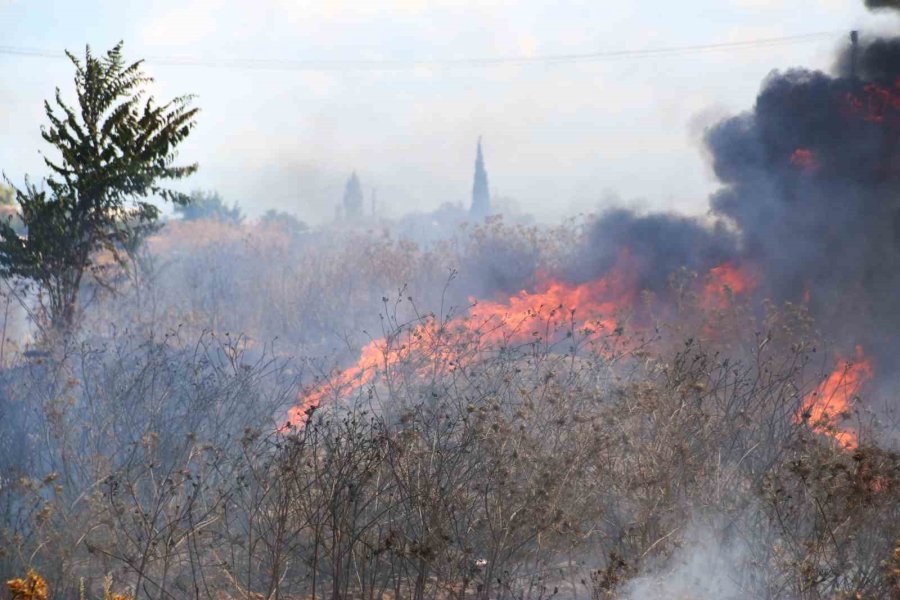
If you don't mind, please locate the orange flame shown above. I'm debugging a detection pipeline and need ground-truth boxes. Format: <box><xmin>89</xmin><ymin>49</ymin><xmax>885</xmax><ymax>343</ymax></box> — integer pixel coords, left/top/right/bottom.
<box><xmin>844</xmin><ymin>78</ymin><xmax>900</xmax><ymax>124</ymax></box>
<box><xmin>467</xmin><ymin>267</ymin><xmax>636</xmax><ymax>346</ymax></box>
<box><xmin>797</xmin><ymin>345</ymin><xmax>873</xmax><ymax>449</ymax></box>
<box><xmin>790</xmin><ymin>148</ymin><xmax>820</xmax><ymax>173</ymax></box>
<box><xmin>702</xmin><ymin>262</ymin><xmax>757</xmax><ymax>310</ymax></box>
<box><xmin>285</xmin><ymin>259</ymin><xmax>638</xmax><ymax>428</ymax></box>
<box><xmin>285</xmin><ymin>258</ymin><xmax>757</xmax><ymax>428</ymax></box>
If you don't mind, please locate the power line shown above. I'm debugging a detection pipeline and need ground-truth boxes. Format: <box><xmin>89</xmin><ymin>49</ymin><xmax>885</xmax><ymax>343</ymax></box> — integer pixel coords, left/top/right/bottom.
<box><xmin>0</xmin><ymin>31</ymin><xmax>843</xmax><ymax>72</ymax></box>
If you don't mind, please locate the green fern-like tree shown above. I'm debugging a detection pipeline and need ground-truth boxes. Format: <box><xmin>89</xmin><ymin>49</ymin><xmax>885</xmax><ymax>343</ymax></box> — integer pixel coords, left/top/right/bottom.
<box><xmin>0</xmin><ymin>42</ymin><xmax>198</xmax><ymax>332</ymax></box>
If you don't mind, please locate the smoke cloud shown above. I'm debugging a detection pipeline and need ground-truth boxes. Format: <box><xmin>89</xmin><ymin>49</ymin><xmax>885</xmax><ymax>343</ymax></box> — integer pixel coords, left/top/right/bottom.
<box><xmin>554</xmin><ymin>2</ymin><xmax>900</xmax><ymax>385</ymax></box>
<box><xmin>704</xmin><ymin>38</ymin><xmax>900</xmax><ymax>368</ymax></box>
<box><xmin>865</xmin><ymin>0</ymin><xmax>900</xmax><ymax>10</ymax></box>
<box><xmin>619</xmin><ymin>523</ymin><xmax>753</xmax><ymax>600</ymax></box>
<box><xmin>568</xmin><ymin>208</ymin><xmax>738</xmax><ymax>293</ymax></box>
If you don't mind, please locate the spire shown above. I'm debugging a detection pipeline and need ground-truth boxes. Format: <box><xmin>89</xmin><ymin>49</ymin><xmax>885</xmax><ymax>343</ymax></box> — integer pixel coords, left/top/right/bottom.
<box><xmin>470</xmin><ymin>136</ymin><xmax>491</xmax><ymax>219</ymax></box>
<box><xmin>342</xmin><ymin>171</ymin><xmax>363</xmax><ymax>220</ymax></box>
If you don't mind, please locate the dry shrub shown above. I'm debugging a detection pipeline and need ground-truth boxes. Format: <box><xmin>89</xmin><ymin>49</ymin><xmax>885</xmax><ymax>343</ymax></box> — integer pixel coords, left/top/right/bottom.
<box><xmin>0</xmin><ymin>219</ymin><xmax>896</xmax><ymax>599</ymax></box>
<box><xmin>6</xmin><ymin>571</ymin><xmax>48</xmax><ymax>600</ymax></box>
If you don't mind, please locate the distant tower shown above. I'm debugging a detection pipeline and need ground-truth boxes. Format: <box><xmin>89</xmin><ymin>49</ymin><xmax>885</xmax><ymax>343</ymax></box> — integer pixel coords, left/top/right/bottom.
<box><xmin>342</xmin><ymin>172</ymin><xmax>364</xmax><ymax>220</ymax></box>
<box><xmin>470</xmin><ymin>137</ymin><xmax>491</xmax><ymax>219</ymax></box>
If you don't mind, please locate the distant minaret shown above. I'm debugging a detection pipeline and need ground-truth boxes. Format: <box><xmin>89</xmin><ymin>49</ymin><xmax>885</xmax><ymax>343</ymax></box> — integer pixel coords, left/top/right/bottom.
<box><xmin>470</xmin><ymin>137</ymin><xmax>491</xmax><ymax>219</ymax></box>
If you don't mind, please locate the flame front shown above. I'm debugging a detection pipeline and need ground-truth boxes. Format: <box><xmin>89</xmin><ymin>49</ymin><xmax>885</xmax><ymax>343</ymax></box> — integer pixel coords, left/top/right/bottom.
<box><xmin>797</xmin><ymin>345</ymin><xmax>873</xmax><ymax>449</ymax></box>
<box><xmin>285</xmin><ymin>263</ymin><xmax>636</xmax><ymax>427</ymax></box>
<box><xmin>285</xmin><ymin>259</ymin><xmax>759</xmax><ymax>428</ymax></box>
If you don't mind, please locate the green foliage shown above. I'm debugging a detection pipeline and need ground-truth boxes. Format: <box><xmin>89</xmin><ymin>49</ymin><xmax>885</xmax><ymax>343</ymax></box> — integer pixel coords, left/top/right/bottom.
<box><xmin>259</xmin><ymin>208</ymin><xmax>307</xmax><ymax>234</ymax></box>
<box><xmin>0</xmin><ymin>184</ymin><xmax>14</xmax><ymax>206</ymax></box>
<box><xmin>0</xmin><ymin>184</ymin><xmax>22</xmax><ymax>234</ymax></box>
<box><xmin>0</xmin><ymin>42</ymin><xmax>198</xmax><ymax>331</ymax></box>
<box><xmin>174</xmin><ymin>189</ymin><xmax>242</xmax><ymax>223</ymax></box>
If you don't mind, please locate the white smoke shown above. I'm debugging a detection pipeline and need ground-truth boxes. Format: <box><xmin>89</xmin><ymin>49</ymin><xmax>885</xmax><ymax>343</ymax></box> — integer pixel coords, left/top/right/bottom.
<box><xmin>619</xmin><ymin>521</ymin><xmax>761</xmax><ymax>600</ymax></box>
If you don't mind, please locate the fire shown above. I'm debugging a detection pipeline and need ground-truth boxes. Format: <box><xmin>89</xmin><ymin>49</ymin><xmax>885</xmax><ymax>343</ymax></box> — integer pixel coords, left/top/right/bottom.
<box><xmin>285</xmin><ymin>259</ymin><xmax>639</xmax><ymax>427</ymax></box>
<box><xmin>702</xmin><ymin>262</ymin><xmax>757</xmax><ymax>309</ymax></box>
<box><xmin>790</xmin><ymin>148</ymin><xmax>820</xmax><ymax>173</ymax></box>
<box><xmin>467</xmin><ymin>268</ymin><xmax>636</xmax><ymax>346</ymax></box>
<box><xmin>797</xmin><ymin>345</ymin><xmax>873</xmax><ymax>449</ymax></box>
<box><xmin>844</xmin><ymin>77</ymin><xmax>900</xmax><ymax>124</ymax></box>
<box><xmin>285</xmin><ymin>258</ymin><xmax>758</xmax><ymax>428</ymax></box>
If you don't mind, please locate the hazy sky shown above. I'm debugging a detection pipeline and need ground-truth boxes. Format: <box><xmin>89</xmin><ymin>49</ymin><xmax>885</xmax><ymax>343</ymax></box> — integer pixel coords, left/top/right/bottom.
<box><xmin>1</xmin><ymin>0</ymin><xmax>897</xmax><ymax>223</ymax></box>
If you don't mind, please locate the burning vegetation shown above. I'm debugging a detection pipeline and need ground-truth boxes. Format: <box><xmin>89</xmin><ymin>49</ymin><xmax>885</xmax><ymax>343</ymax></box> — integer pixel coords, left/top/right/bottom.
<box><xmin>2</xmin><ymin>2</ymin><xmax>900</xmax><ymax>599</ymax></box>
<box><xmin>797</xmin><ymin>346</ymin><xmax>874</xmax><ymax>450</ymax></box>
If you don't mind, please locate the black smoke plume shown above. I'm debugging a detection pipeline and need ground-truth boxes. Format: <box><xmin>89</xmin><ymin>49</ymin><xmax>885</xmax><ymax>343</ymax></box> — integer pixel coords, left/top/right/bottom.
<box><xmin>866</xmin><ymin>0</ymin><xmax>900</xmax><ymax>10</ymax></box>
<box><xmin>568</xmin><ymin>208</ymin><xmax>737</xmax><ymax>293</ymax></box>
<box><xmin>705</xmin><ymin>32</ymin><xmax>900</xmax><ymax>368</ymax></box>
<box><xmin>574</xmin><ymin>5</ymin><xmax>900</xmax><ymax>377</ymax></box>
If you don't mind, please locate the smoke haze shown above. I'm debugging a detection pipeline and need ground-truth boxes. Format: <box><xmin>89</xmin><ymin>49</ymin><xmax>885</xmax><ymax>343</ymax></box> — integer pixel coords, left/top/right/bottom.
<box><xmin>3</xmin><ymin>0</ymin><xmax>896</xmax><ymax>223</ymax></box>
<box><xmin>2</xmin><ymin>1</ymin><xmax>900</xmax><ymax>599</ymax></box>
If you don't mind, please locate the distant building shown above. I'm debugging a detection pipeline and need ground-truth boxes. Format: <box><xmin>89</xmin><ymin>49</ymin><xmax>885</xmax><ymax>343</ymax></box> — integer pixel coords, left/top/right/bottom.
<box><xmin>470</xmin><ymin>137</ymin><xmax>491</xmax><ymax>219</ymax></box>
<box><xmin>342</xmin><ymin>172</ymin><xmax>364</xmax><ymax>220</ymax></box>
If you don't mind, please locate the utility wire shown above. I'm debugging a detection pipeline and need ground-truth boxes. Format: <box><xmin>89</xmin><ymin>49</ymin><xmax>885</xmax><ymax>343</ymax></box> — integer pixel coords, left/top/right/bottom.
<box><xmin>0</xmin><ymin>31</ymin><xmax>843</xmax><ymax>72</ymax></box>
